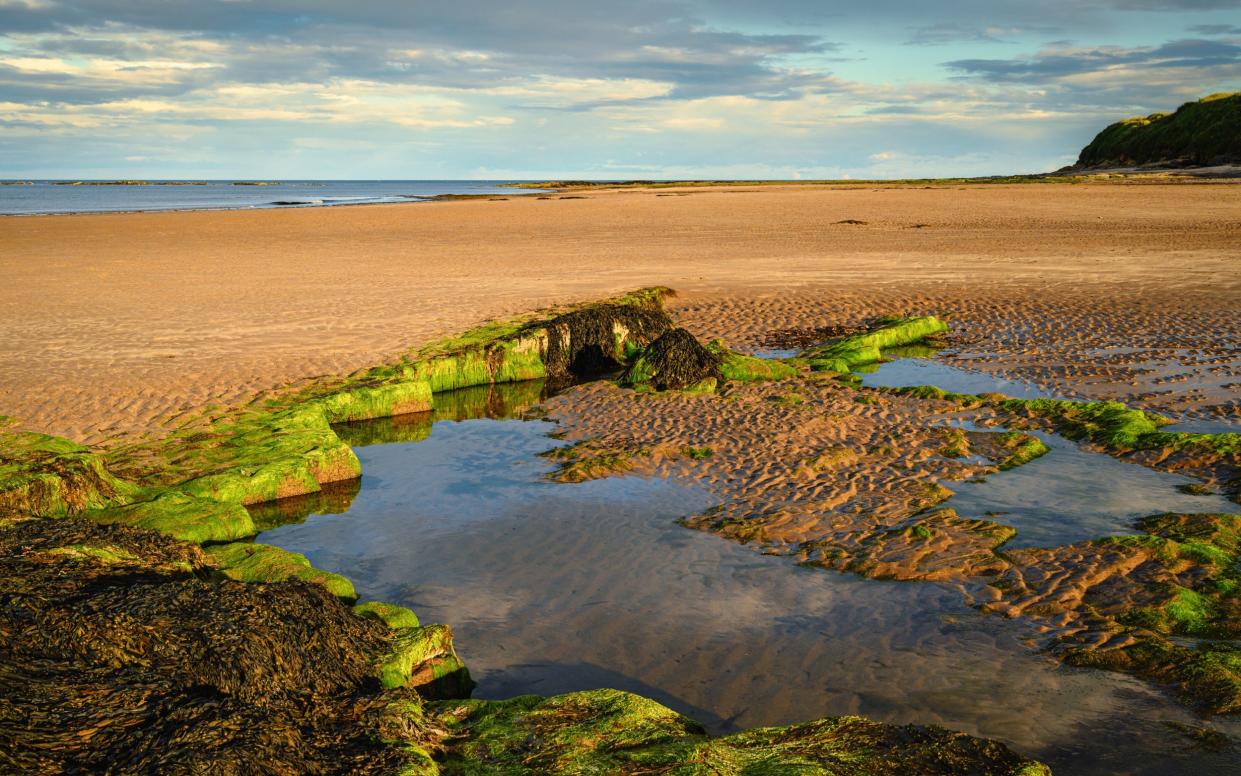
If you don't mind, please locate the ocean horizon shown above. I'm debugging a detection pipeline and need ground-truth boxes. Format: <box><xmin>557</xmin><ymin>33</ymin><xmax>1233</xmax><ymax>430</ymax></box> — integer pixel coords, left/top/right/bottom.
<box><xmin>0</xmin><ymin>179</ymin><xmax>553</xmax><ymax>215</ymax></box>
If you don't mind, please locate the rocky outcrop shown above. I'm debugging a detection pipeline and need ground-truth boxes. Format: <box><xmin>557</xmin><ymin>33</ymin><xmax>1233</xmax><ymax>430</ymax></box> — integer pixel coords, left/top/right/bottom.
<box><xmin>1075</xmin><ymin>92</ymin><xmax>1241</xmax><ymax>169</ymax></box>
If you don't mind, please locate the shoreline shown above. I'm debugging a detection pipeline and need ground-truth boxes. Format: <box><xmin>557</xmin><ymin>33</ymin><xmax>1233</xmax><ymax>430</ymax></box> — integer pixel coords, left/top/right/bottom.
<box><xmin>7</xmin><ymin>169</ymin><xmax>1239</xmax><ymax>217</ymax></box>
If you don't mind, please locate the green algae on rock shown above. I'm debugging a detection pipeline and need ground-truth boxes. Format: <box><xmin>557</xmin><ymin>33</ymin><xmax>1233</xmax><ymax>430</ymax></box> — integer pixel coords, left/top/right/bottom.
<box><xmin>709</xmin><ymin>340</ymin><xmax>800</xmax><ymax>382</ymax></box>
<box><xmin>86</xmin><ymin>491</ymin><xmax>256</xmax><ymax>543</ymax></box>
<box><xmin>621</xmin><ymin>327</ymin><xmax>721</xmax><ymax>391</ymax></box>
<box><xmin>206</xmin><ymin>541</ymin><xmax>359</xmax><ymax>601</ymax></box>
<box><xmin>355</xmin><ymin>600</ymin><xmax>422</xmax><ymax>629</ymax></box>
<box><xmin>379</xmin><ymin>624</ymin><xmax>475</xmax><ymax>699</ymax></box>
<box><xmin>0</xmin><ymin>432</ymin><xmax>142</xmax><ymax>517</ymax></box>
<box><xmin>802</xmin><ymin>316</ymin><xmax>949</xmax><ymax>374</ymax></box>
<box><xmin>429</xmin><ymin>688</ymin><xmax>1049</xmax><ymax>775</ymax></box>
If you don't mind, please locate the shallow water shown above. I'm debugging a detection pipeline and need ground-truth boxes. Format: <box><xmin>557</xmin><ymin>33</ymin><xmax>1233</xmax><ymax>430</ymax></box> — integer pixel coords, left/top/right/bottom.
<box><xmin>857</xmin><ymin>351</ymin><xmax>1239</xmax><ymax>434</ymax></box>
<box><xmin>947</xmin><ymin>431</ymin><xmax>1240</xmax><ymax>548</ymax></box>
<box><xmin>256</xmin><ymin>382</ymin><xmax>1240</xmax><ymax>775</ymax></box>
<box><xmin>0</xmin><ymin>179</ymin><xmax>546</xmax><ymax>215</ymax></box>
<box><xmin>853</xmin><ymin>354</ymin><xmax>1241</xmax><ymax>545</ymax></box>
<box><xmin>856</xmin><ymin>356</ymin><xmax>1065</xmax><ymax>400</ymax></box>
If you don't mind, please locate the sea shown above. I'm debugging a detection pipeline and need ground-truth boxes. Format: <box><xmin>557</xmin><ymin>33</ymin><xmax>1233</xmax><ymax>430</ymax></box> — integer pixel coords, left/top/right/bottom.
<box><xmin>0</xmin><ymin>180</ymin><xmax>548</xmax><ymax>215</ymax></box>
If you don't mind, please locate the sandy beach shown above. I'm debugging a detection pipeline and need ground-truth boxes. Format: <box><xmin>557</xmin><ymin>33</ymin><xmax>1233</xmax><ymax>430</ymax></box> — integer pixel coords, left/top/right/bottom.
<box><xmin>3</xmin><ymin>181</ymin><xmax>1240</xmax><ymax>443</ymax></box>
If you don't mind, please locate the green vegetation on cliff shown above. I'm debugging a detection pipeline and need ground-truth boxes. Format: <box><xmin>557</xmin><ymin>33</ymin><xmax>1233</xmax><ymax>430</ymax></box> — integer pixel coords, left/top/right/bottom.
<box><xmin>1076</xmin><ymin>92</ymin><xmax>1241</xmax><ymax>168</ymax></box>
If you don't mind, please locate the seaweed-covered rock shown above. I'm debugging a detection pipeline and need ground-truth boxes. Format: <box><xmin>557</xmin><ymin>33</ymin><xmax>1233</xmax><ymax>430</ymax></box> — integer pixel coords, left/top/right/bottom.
<box><xmin>0</xmin><ymin>517</ymin><xmax>445</xmax><ymax>774</ymax></box>
<box><xmin>430</xmin><ymin>688</ymin><xmax>1049</xmax><ymax>775</ymax></box>
<box><xmin>86</xmin><ymin>490</ymin><xmax>256</xmax><ymax>543</ymax></box>
<box><xmin>0</xmin><ymin>432</ymin><xmax>142</xmax><ymax>517</ymax></box>
<box><xmin>206</xmin><ymin>541</ymin><xmax>359</xmax><ymax>601</ymax></box>
<box><xmin>542</xmin><ymin>301</ymin><xmax>674</xmax><ymax>381</ymax></box>
<box><xmin>393</xmin><ymin>288</ymin><xmax>675</xmax><ymax>393</ymax></box>
<box><xmin>803</xmin><ymin>316</ymin><xmax>948</xmax><ymax>374</ymax></box>
<box><xmin>622</xmin><ymin>328</ymin><xmax>720</xmax><ymax>391</ymax></box>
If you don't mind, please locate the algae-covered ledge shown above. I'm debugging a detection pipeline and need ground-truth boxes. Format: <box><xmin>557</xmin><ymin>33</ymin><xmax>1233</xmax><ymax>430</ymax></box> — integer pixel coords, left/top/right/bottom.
<box><xmin>1</xmin><ymin>288</ymin><xmax>1056</xmax><ymax>774</ymax></box>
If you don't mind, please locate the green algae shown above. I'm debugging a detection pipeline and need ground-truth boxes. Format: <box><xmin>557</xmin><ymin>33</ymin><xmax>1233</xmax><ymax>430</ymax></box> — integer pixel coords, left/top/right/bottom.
<box><xmin>429</xmin><ymin>688</ymin><xmax>1048</xmax><ymax>775</ymax></box>
<box><xmin>160</xmin><ymin>406</ymin><xmax>363</xmax><ymax>506</ymax></box>
<box><xmin>317</xmin><ymin>381</ymin><xmax>434</xmax><ymax>423</ymax></box>
<box><xmin>996</xmin><ymin>398</ymin><xmax>1171</xmax><ymax>448</ymax></box>
<box><xmin>992</xmin><ymin>432</ymin><xmax>1051</xmax><ymax>470</ymax></box>
<box><xmin>802</xmin><ymin>316</ymin><xmax>949</xmax><ymax>374</ymax></box>
<box><xmin>378</xmin><ymin>624</ymin><xmax>474</xmax><ymax>698</ymax></box>
<box><xmin>0</xmin><ymin>433</ymin><xmax>142</xmax><ymax>517</ymax></box>
<box><xmin>355</xmin><ymin>600</ymin><xmax>421</xmax><ymax>629</ymax></box>
<box><xmin>707</xmin><ymin>341</ymin><xmax>799</xmax><ymax>383</ymax></box>
<box><xmin>86</xmin><ymin>491</ymin><xmax>256</xmax><ymax>544</ymax></box>
<box><xmin>206</xmin><ymin>541</ymin><xmax>358</xmax><ymax>601</ymax></box>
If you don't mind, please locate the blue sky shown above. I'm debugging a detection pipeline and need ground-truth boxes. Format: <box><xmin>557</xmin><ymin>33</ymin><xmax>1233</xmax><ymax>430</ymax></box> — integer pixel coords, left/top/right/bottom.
<box><xmin>1</xmin><ymin>1</ymin><xmax>1238</xmax><ymax>179</ymax></box>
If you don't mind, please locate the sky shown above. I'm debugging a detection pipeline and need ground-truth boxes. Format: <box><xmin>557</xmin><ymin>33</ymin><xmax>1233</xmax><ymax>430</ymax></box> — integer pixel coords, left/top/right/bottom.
<box><xmin>1</xmin><ymin>1</ymin><xmax>1239</xmax><ymax>179</ymax></box>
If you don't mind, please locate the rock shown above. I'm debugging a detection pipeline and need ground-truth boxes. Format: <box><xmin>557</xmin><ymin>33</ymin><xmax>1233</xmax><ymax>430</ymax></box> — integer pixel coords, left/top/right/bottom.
<box><xmin>622</xmin><ymin>328</ymin><xmax>721</xmax><ymax>391</ymax></box>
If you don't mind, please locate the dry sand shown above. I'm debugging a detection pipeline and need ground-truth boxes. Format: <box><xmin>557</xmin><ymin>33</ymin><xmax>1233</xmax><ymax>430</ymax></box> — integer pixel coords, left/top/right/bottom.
<box><xmin>2</xmin><ymin>182</ymin><xmax>1239</xmax><ymax>443</ymax></box>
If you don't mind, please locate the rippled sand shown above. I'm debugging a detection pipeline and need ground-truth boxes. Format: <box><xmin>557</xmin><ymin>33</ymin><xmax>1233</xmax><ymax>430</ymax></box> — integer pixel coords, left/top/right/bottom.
<box><xmin>2</xmin><ymin>181</ymin><xmax>1238</xmax><ymax>443</ymax></box>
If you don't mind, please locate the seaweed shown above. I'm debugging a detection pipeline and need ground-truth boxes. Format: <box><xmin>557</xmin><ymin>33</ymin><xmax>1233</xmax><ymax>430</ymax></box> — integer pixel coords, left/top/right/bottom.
<box><xmin>621</xmin><ymin>328</ymin><xmax>720</xmax><ymax>390</ymax></box>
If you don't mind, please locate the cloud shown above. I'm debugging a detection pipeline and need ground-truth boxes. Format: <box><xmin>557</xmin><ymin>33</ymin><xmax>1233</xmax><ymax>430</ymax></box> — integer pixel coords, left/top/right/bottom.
<box><xmin>905</xmin><ymin>23</ymin><xmax>1056</xmax><ymax>46</ymax></box>
<box><xmin>945</xmin><ymin>38</ymin><xmax>1241</xmax><ymax>82</ymax></box>
<box><xmin>1188</xmin><ymin>24</ymin><xmax>1241</xmax><ymax>35</ymax></box>
<box><xmin>0</xmin><ymin>1</ymin><xmax>1239</xmax><ymax>177</ymax></box>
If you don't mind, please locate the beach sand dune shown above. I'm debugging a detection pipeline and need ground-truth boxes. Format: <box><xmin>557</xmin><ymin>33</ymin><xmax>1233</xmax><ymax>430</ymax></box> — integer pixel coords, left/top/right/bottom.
<box><xmin>2</xmin><ymin>182</ymin><xmax>1238</xmax><ymax>443</ymax></box>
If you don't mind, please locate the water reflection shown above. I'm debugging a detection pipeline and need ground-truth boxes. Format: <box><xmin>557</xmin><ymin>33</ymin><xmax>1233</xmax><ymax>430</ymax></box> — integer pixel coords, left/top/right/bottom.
<box><xmin>251</xmin><ymin>380</ymin><xmax>1239</xmax><ymax>775</ymax></box>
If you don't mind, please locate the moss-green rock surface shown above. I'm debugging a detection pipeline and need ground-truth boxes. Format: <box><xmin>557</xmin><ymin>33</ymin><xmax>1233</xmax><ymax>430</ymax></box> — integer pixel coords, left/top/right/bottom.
<box><xmin>430</xmin><ymin>688</ymin><xmax>1048</xmax><ymax>775</ymax></box>
<box><xmin>206</xmin><ymin>541</ymin><xmax>358</xmax><ymax>601</ymax></box>
<box><xmin>802</xmin><ymin>317</ymin><xmax>949</xmax><ymax>374</ymax></box>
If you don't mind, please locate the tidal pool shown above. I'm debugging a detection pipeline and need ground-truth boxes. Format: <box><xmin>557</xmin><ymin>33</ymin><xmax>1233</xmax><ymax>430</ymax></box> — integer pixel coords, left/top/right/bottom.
<box><xmin>946</xmin><ymin>430</ymin><xmax>1241</xmax><ymax>548</ymax></box>
<box><xmin>254</xmin><ymin>382</ymin><xmax>1240</xmax><ymax>775</ymax></box>
<box><xmin>855</xmin><ymin>354</ymin><xmax>1240</xmax><ymax>546</ymax></box>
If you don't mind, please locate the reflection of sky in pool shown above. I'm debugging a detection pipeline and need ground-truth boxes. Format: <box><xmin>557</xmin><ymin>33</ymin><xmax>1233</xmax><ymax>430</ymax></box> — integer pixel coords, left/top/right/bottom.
<box><xmin>946</xmin><ymin>430</ymin><xmax>1239</xmax><ymax>548</ymax></box>
<box><xmin>253</xmin><ymin>382</ymin><xmax>1240</xmax><ymax>776</ymax></box>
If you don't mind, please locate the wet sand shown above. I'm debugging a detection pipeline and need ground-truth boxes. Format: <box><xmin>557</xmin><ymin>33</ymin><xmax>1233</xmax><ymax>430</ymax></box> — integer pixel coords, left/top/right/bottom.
<box><xmin>2</xmin><ymin>182</ymin><xmax>1239</xmax><ymax>443</ymax></box>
